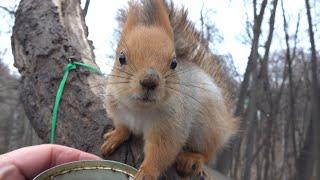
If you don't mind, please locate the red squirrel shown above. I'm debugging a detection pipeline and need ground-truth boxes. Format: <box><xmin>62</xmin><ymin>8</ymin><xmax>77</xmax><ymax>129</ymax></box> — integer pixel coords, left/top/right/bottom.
<box><xmin>101</xmin><ymin>0</ymin><xmax>238</xmax><ymax>179</ymax></box>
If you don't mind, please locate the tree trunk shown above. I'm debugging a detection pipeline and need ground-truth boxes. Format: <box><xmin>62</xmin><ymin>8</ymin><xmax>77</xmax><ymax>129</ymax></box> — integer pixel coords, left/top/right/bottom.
<box><xmin>222</xmin><ymin>0</ymin><xmax>268</xmax><ymax>178</ymax></box>
<box><xmin>281</xmin><ymin>0</ymin><xmax>298</xmax><ymax>162</ymax></box>
<box><xmin>305</xmin><ymin>0</ymin><xmax>320</xmax><ymax>179</ymax></box>
<box><xmin>296</xmin><ymin>121</ymin><xmax>314</xmax><ymax>180</ymax></box>
<box><xmin>11</xmin><ymin>0</ymin><xmax>143</xmax><ymax>171</ymax></box>
<box><xmin>11</xmin><ymin>0</ymin><xmax>229</xmax><ymax>179</ymax></box>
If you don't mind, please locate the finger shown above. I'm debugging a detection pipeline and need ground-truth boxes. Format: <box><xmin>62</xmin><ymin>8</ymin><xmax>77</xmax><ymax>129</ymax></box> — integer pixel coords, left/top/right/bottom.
<box><xmin>0</xmin><ymin>144</ymin><xmax>101</xmax><ymax>179</ymax></box>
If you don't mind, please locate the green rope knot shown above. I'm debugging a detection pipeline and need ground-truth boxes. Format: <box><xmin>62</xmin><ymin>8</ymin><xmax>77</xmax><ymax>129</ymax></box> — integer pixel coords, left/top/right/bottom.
<box><xmin>64</xmin><ymin>63</ymin><xmax>77</xmax><ymax>72</ymax></box>
<box><xmin>50</xmin><ymin>59</ymin><xmax>102</xmax><ymax>144</ymax></box>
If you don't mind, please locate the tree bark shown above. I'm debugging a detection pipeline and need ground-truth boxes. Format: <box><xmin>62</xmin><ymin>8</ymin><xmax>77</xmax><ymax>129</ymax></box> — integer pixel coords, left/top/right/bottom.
<box><xmin>11</xmin><ymin>0</ymin><xmax>229</xmax><ymax>179</ymax></box>
<box><xmin>296</xmin><ymin>121</ymin><xmax>314</xmax><ymax>180</ymax></box>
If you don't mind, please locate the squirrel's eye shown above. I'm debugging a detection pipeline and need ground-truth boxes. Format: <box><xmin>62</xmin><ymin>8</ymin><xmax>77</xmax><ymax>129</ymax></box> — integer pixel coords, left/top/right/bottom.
<box><xmin>119</xmin><ymin>52</ymin><xmax>126</xmax><ymax>65</ymax></box>
<box><xmin>170</xmin><ymin>57</ymin><xmax>177</xmax><ymax>70</ymax></box>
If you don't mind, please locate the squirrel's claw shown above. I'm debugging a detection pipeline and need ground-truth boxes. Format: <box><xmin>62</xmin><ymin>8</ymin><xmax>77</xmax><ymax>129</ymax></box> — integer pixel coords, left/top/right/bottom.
<box><xmin>134</xmin><ymin>169</ymin><xmax>156</xmax><ymax>180</ymax></box>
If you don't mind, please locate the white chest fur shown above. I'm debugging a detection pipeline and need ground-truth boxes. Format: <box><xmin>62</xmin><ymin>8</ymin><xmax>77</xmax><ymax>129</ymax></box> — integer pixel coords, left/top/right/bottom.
<box><xmin>115</xmin><ymin>104</ymin><xmax>166</xmax><ymax>135</ymax></box>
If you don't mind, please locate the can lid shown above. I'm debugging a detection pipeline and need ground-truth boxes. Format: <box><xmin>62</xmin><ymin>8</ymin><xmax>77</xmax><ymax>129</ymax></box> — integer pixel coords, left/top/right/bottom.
<box><xmin>33</xmin><ymin>160</ymin><xmax>137</xmax><ymax>180</ymax></box>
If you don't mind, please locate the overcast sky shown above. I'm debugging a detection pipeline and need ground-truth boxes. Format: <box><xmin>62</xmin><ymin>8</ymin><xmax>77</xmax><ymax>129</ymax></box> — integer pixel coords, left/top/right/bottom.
<box><xmin>0</xmin><ymin>0</ymin><xmax>318</xmax><ymax>76</ymax></box>
<box><xmin>83</xmin><ymin>0</ymin><xmax>250</xmax><ymax>74</ymax></box>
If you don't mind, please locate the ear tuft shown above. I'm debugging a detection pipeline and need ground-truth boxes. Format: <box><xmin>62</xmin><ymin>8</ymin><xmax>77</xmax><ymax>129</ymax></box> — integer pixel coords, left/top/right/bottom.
<box><xmin>122</xmin><ymin>2</ymin><xmax>139</xmax><ymax>36</ymax></box>
<box><xmin>122</xmin><ymin>0</ymin><xmax>174</xmax><ymax>39</ymax></box>
<box><xmin>152</xmin><ymin>0</ymin><xmax>173</xmax><ymax>39</ymax></box>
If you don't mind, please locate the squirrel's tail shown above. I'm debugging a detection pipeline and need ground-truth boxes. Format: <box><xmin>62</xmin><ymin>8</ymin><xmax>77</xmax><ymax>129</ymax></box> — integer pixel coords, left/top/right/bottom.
<box><xmin>166</xmin><ymin>2</ymin><xmax>234</xmax><ymax>106</ymax></box>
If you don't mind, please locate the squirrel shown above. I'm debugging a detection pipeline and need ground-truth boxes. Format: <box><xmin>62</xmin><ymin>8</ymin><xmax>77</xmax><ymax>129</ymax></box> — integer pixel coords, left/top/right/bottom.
<box><xmin>100</xmin><ymin>0</ymin><xmax>238</xmax><ymax>179</ymax></box>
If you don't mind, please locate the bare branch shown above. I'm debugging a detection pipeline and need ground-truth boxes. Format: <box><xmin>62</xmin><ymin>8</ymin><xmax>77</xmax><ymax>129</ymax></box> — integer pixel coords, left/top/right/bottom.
<box><xmin>83</xmin><ymin>0</ymin><xmax>90</xmax><ymax>17</ymax></box>
<box><xmin>292</xmin><ymin>13</ymin><xmax>301</xmax><ymax>59</ymax></box>
<box><xmin>0</xmin><ymin>6</ymin><xmax>15</xmax><ymax>15</ymax></box>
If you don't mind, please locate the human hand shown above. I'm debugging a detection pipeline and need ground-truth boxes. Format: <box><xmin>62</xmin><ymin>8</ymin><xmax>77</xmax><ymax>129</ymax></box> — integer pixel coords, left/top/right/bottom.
<box><xmin>0</xmin><ymin>144</ymin><xmax>101</xmax><ymax>180</ymax></box>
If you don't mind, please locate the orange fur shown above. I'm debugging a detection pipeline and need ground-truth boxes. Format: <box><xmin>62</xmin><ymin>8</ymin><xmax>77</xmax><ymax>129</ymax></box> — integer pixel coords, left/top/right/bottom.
<box><xmin>101</xmin><ymin>0</ymin><xmax>239</xmax><ymax>179</ymax></box>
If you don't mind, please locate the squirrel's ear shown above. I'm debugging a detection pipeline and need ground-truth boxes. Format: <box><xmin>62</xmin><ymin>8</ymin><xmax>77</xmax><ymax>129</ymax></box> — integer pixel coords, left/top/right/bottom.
<box><xmin>153</xmin><ymin>0</ymin><xmax>173</xmax><ymax>39</ymax></box>
<box><xmin>123</xmin><ymin>0</ymin><xmax>173</xmax><ymax>39</ymax></box>
<box><xmin>122</xmin><ymin>5</ymin><xmax>139</xmax><ymax>35</ymax></box>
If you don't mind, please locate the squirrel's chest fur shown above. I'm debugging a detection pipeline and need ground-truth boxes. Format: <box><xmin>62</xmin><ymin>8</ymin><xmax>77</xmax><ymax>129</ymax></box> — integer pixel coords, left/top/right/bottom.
<box><xmin>115</xmin><ymin>104</ymin><xmax>172</xmax><ymax>135</ymax></box>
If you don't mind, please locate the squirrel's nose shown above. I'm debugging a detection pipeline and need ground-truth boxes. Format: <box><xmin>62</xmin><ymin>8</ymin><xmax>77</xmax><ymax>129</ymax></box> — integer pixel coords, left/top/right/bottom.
<box><xmin>140</xmin><ymin>69</ymin><xmax>160</xmax><ymax>90</ymax></box>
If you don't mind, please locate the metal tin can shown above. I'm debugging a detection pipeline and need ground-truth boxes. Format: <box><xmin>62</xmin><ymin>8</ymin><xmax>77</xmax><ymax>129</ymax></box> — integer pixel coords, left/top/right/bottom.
<box><xmin>33</xmin><ymin>160</ymin><xmax>137</xmax><ymax>180</ymax></box>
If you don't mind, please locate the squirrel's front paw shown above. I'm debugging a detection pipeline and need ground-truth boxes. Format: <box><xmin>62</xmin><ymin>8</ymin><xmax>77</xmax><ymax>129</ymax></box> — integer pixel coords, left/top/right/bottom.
<box><xmin>192</xmin><ymin>170</ymin><xmax>208</xmax><ymax>180</ymax></box>
<box><xmin>175</xmin><ymin>152</ymin><xmax>206</xmax><ymax>177</ymax></box>
<box><xmin>100</xmin><ymin>128</ymin><xmax>129</xmax><ymax>156</ymax></box>
<box><xmin>134</xmin><ymin>169</ymin><xmax>156</xmax><ymax>180</ymax></box>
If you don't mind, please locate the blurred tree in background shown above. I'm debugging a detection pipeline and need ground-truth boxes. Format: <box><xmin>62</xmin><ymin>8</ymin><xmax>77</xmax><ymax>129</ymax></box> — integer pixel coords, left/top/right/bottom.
<box><xmin>0</xmin><ymin>55</ymin><xmax>42</xmax><ymax>154</ymax></box>
<box><xmin>0</xmin><ymin>1</ymin><xmax>41</xmax><ymax>154</ymax></box>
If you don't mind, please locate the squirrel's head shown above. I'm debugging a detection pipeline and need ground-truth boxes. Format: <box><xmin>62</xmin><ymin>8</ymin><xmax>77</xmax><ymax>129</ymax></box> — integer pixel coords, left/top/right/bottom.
<box><xmin>108</xmin><ymin>0</ymin><xmax>179</xmax><ymax>108</ymax></box>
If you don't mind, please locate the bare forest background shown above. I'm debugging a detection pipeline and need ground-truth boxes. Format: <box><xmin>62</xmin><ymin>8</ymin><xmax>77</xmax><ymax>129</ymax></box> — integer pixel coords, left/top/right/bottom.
<box><xmin>1</xmin><ymin>0</ymin><xmax>320</xmax><ymax>180</ymax></box>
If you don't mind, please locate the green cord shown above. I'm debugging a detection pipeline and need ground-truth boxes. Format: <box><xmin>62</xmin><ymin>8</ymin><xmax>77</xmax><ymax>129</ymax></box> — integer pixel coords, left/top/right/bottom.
<box><xmin>50</xmin><ymin>60</ymin><xmax>102</xmax><ymax>144</ymax></box>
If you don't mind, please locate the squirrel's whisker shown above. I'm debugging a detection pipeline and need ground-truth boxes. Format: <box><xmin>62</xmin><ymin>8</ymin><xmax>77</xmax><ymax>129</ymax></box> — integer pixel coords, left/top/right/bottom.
<box><xmin>163</xmin><ymin>68</ymin><xmax>195</xmax><ymax>79</ymax></box>
<box><xmin>110</xmin><ymin>67</ymin><xmax>134</xmax><ymax>76</ymax></box>
<box><xmin>106</xmin><ymin>81</ymin><xmax>130</xmax><ymax>85</ymax></box>
<box><xmin>166</xmin><ymin>80</ymin><xmax>209</xmax><ymax>91</ymax></box>
<box><xmin>107</xmin><ymin>74</ymin><xmax>131</xmax><ymax>80</ymax></box>
<box><xmin>90</xmin><ymin>83</ymin><xmax>106</xmax><ymax>89</ymax></box>
<box><xmin>164</xmin><ymin>85</ymin><xmax>212</xmax><ymax>114</ymax></box>
<box><xmin>104</xmin><ymin>63</ymin><xmax>134</xmax><ymax>76</ymax></box>
<box><xmin>166</xmin><ymin>81</ymin><xmax>210</xmax><ymax>91</ymax></box>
